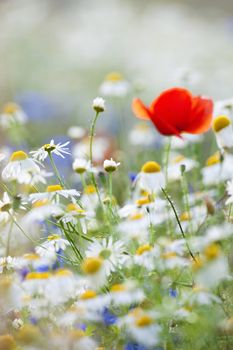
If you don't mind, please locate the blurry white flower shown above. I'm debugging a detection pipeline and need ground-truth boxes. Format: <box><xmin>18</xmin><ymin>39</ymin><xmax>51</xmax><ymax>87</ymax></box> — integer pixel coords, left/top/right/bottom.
<box><xmin>85</xmin><ymin>237</ymin><xmax>127</xmax><ymax>275</ymax></box>
<box><xmin>212</xmin><ymin>115</ymin><xmax>233</xmax><ymax>150</ymax></box>
<box><xmin>226</xmin><ymin>179</ymin><xmax>233</xmax><ymax>205</ymax></box>
<box><xmin>92</xmin><ymin>97</ymin><xmax>105</xmax><ymax>112</ymax></box>
<box><xmin>73</xmin><ymin>158</ymin><xmax>91</xmax><ymax>174</ymax></box>
<box><xmin>0</xmin><ymin>102</ymin><xmax>27</xmax><ymax>128</ymax></box>
<box><xmin>202</xmin><ymin>152</ymin><xmax>233</xmax><ymax>186</ymax></box>
<box><xmin>99</xmin><ymin>72</ymin><xmax>130</xmax><ymax>97</ymax></box>
<box><xmin>2</xmin><ymin>150</ymin><xmax>40</xmax><ymax>183</ymax></box>
<box><xmin>12</xmin><ymin>318</ymin><xmax>24</xmax><ymax>329</ymax></box>
<box><xmin>168</xmin><ymin>154</ymin><xmax>198</xmax><ymax>181</ymax></box>
<box><xmin>136</xmin><ymin>161</ymin><xmax>165</xmax><ymax>193</ymax></box>
<box><xmin>29</xmin><ymin>184</ymin><xmax>80</xmax><ymax>203</ymax></box>
<box><xmin>67</xmin><ymin>126</ymin><xmax>86</xmax><ymax>139</ymax></box>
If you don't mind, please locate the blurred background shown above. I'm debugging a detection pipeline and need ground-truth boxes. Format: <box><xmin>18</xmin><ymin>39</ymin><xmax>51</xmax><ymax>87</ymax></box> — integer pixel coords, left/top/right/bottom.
<box><xmin>0</xmin><ymin>0</ymin><xmax>233</xmax><ymax>142</ymax></box>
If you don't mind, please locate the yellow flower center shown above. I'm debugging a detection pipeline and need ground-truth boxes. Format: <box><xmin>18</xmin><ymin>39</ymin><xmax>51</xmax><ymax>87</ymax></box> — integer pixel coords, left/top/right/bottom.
<box><xmin>10</xmin><ymin>150</ymin><xmax>28</xmax><ymax>162</ymax></box>
<box><xmin>135</xmin><ymin>315</ymin><xmax>153</xmax><ymax>327</ymax></box>
<box><xmin>136</xmin><ymin>196</ymin><xmax>151</xmax><ymax>206</ymax></box>
<box><xmin>204</xmin><ymin>243</ymin><xmax>221</xmax><ymax>260</ymax></box>
<box><xmin>3</xmin><ymin>102</ymin><xmax>19</xmax><ymax>114</ymax></box>
<box><xmin>84</xmin><ymin>184</ymin><xmax>96</xmax><ymax>194</ymax></box>
<box><xmin>32</xmin><ymin>199</ymin><xmax>49</xmax><ymax>208</ymax></box>
<box><xmin>55</xmin><ymin>269</ymin><xmax>73</xmax><ymax>277</ymax></box>
<box><xmin>43</xmin><ymin>143</ymin><xmax>56</xmax><ymax>152</ymax></box>
<box><xmin>141</xmin><ymin>161</ymin><xmax>161</xmax><ymax>173</ymax></box>
<box><xmin>110</xmin><ymin>283</ymin><xmax>127</xmax><ymax>292</ymax></box>
<box><xmin>23</xmin><ymin>253</ymin><xmax>40</xmax><ymax>260</ymax></box>
<box><xmin>136</xmin><ymin>244</ymin><xmax>152</xmax><ymax>255</ymax></box>
<box><xmin>212</xmin><ymin>115</ymin><xmax>231</xmax><ymax>132</ymax></box>
<box><xmin>26</xmin><ymin>271</ymin><xmax>52</xmax><ymax>280</ymax></box>
<box><xmin>46</xmin><ymin>184</ymin><xmax>63</xmax><ymax>192</ymax></box>
<box><xmin>179</xmin><ymin>211</ymin><xmax>191</xmax><ymax>221</ymax></box>
<box><xmin>66</xmin><ymin>203</ymin><xmax>85</xmax><ymax>215</ymax></box>
<box><xmin>81</xmin><ymin>257</ymin><xmax>103</xmax><ymax>274</ymax></box>
<box><xmin>162</xmin><ymin>251</ymin><xmax>177</xmax><ymax>259</ymax></box>
<box><xmin>130</xmin><ymin>212</ymin><xmax>144</xmax><ymax>220</ymax></box>
<box><xmin>47</xmin><ymin>234</ymin><xmax>60</xmax><ymax>241</ymax></box>
<box><xmin>105</xmin><ymin>72</ymin><xmax>123</xmax><ymax>81</ymax></box>
<box><xmin>192</xmin><ymin>256</ymin><xmax>203</xmax><ymax>270</ymax></box>
<box><xmin>205</xmin><ymin>152</ymin><xmax>220</xmax><ymax>167</ymax></box>
<box><xmin>80</xmin><ymin>289</ymin><xmax>97</xmax><ymax>300</ymax></box>
<box><xmin>172</xmin><ymin>155</ymin><xmax>185</xmax><ymax>164</ymax></box>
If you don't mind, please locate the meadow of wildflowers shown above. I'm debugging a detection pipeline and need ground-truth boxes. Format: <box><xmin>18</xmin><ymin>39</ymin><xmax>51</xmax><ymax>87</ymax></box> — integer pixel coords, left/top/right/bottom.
<box><xmin>1</xmin><ymin>1</ymin><xmax>233</xmax><ymax>350</ymax></box>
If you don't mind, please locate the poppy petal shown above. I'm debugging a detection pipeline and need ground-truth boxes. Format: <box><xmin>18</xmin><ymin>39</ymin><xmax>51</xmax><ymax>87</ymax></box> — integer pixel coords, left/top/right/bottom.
<box><xmin>150</xmin><ymin>87</ymin><xmax>193</xmax><ymax>132</ymax></box>
<box><xmin>184</xmin><ymin>96</ymin><xmax>213</xmax><ymax>134</ymax></box>
<box><xmin>132</xmin><ymin>98</ymin><xmax>151</xmax><ymax>121</ymax></box>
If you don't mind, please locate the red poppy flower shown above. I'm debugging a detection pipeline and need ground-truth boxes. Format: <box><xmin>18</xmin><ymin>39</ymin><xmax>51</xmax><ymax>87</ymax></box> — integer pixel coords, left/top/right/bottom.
<box><xmin>132</xmin><ymin>87</ymin><xmax>213</xmax><ymax>137</ymax></box>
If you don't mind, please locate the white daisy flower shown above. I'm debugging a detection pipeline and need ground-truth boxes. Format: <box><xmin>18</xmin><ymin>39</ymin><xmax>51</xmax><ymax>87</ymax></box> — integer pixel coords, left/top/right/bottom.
<box><xmin>72</xmin><ymin>158</ymin><xmax>91</xmax><ymax>174</ymax></box>
<box><xmin>0</xmin><ymin>102</ymin><xmax>27</xmax><ymax>128</ymax></box>
<box><xmin>2</xmin><ymin>150</ymin><xmax>40</xmax><ymax>183</ymax></box>
<box><xmin>129</xmin><ymin>123</ymin><xmax>156</xmax><ymax>147</ymax></box>
<box><xmin>167</xmin><ymin>154</ymin><xmax>198</xmax><ymax>181</ymax></box>
<box><xmin>85</xmin><ymin>237</ymin><xmax>127</xmax><ymax>275</ymax></box>
<box><xmin>92</xmin><ymin>97</ymin><xmax>105</xmax><ymax>113</ymax></box>
<box><xmin>226</xmin><ymin>179</ymin><xmax>233</xmax><ymax>205</ymax></box>
<box><xmin>103</xmin><ymin>158</ymin><xmax>120</xmax><ymax>172</ymax></box>
<box><xmin>212</xmin><ymin>115</ymin><xmax>233</xmax><ymax>150</ymax></box>
<box><xmin>99</xmin><ymin>72</ymin><xmax>130</xmax><ymax>97</ymax></box>
<box><xmin>0</xmin><ymin>192</ymin><xmax>13</xmax><ymax>224</ymax></box>
<box><xmin>30</xmin><ymin>139</ymin><xmax>70</xmax><ymax>162</ymax></box>
<box><xmin>29</xmin><ymin>184</ymin><xmax>80</xmax><ymax>203</ymax></box>
<box><xmin>135</xmin><ymin>161</ymin><xmax>165</xmax><ymax>194</ymax></box>
<box><xmin>67</xmin><ymin>126</ymin><xmax>86</xmax><ymax>139</ymax></box>
<box><xmin>202</xmin><ymin>152</ymin><xmax>233</xmax><ymax>186</ymax></box>
<box><xmin>118</xmin><ymin>308</ymin><xmax>161</xmax><ymax>348</ymax></box>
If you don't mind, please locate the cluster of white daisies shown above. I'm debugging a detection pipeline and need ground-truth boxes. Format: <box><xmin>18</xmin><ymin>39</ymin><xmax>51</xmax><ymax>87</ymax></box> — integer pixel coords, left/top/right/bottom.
<box><xmin>0</xmin><ymin>96</ymin><xmax>233</xmax><ymax>350</ymax></box>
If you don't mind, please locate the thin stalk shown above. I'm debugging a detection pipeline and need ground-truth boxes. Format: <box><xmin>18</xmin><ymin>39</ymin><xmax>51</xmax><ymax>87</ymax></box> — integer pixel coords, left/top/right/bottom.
<box><xmin>161</xmin><ymin>187</ymin><xmax>196</xmax><ymax>262</ymax></box>
<box><xmin>48</xmin><ymin>152</ymin><xmax>64</xmax><ymax>187</ymax></box>
<box><xmin>5</xmin><ymin>220</ymin><xmax>14</xmax><ymax>256</ymax></box>
<box><xmin>89</xmin><ymin>111</ymin><xmax>99</xmax><ymax>165</ymax></box>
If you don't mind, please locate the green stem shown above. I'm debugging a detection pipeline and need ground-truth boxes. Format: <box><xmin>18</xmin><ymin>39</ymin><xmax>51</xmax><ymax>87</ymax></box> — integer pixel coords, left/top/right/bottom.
<box><xmin>6</xmin><ymin>220</ymin><xmax>14</xmax><ymax>256</ymax></box>
<box><xmin>161</xmin><ymin>187</ymin><xmax>196</xmax><ymax>262</ymax></box>
<box><xmin>48</xmin><ymin>153</ymin><xmax>64</xmax><ymax>187</ymax></box>
<box><xmin>89</xmin><ymin>111</ymin><xmax>99</xmax><ymax>165</ymax></box>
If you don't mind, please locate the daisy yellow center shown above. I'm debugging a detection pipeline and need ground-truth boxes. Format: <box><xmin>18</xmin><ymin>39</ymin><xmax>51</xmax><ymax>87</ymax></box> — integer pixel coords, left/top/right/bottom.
<box><xmin>84</xmin><ymin>184</ymin><xmax>96</xmax><ymax>194</ymax></box>
<box><xmin>43</xmin><ymin>143</ymin><xmax>56</xmax><ymax>152</ymax></box>
<box><xmin>81</xmin><ymin>257</ymin><xmax>103</xmax><ymax>274</ymax></box>
<box><xmin>192</xmin><ymin>256</ymin><xmax>203</xmax><ymax>270</ymax></box>
<box><xmin>32</xmin><ymin>199</ymin><xmax>49</xmax><ymax>208</ymax></box>
<box><xmin>55</xmin><ymin>269</ymin><xmax>73</xmax><ymax>277</ymax></box>
<box><xmin>136</xmin><ymin>196</ymin><xmax>151</xmax><ymax>206</ymax></box>
<box><xmin>179</xmin><ymin>212</ymin><xmax>191</xmax><ymax>221</ymax></box>
<box><xmin>130</xmin><ymin>212</ymin><xmax>144</xmax><ymax>220</ymax></box>
<box><xmin>172</xmin><ymin>155</ymin><xmax>185</xmax><ymax>164</ymax></box>
<box><xmin>3</xmin><ymin>102</ymin><xmax>19</xmax><ymax>114</ymax></box>
<box><xmin>46</xmin><ymin>184</ymin><xmax>63</xmax><ymax>192</ymax></box>
<box><xmin>192</xmin><ymin>285</ymin><xmax>206</xmax><ymax>293</ymax></box>
<box><xmin>23</xmin><ymin>253</ymin><xmax>40</xmax><ymax>260</ymax></box>
<box><xmin>212</xmin><ymin>115</ymin><xmax>231</xmax><ymax>132</ymax></box>
<box><xmin>66</xmin><ymin>203</ymin><xmax>85</xmax><ymax>215</ymax></box>
<box><xmin>204</xmin><ymin>243</ymin><xmax>221</xmax><ymax>260</ymax></box>
<box><xmin>136</xmin><ymin>244</ymin><xmax>152</xmax><ymax>255</ymax></box>
<box><xmin>80</xmin><ymin>289</ymin><xmax>97</xmax><ymax>300</ymax></box>
<box><xmin>106</xmin><ymin>72</ymin><xmax>123</xmax><ymax>81</ymax></box>
<box><xmin>162</xmin><ymin>251</ymin><xmax>177</xmax><ymax>259</ymax></box>
<box><xmin>10</xmin><ymin>150</ymin><xmax>28</xmax><ymax>162</ymax></box>
<box><xmin>205</xmin><ymin>152</ymin><xmax>220</xmax><ymax>167</ymax></box>
<box><xmin>47</xmin><ymin>234</ymin><xmax>60</xmax><ymax>241</ymax></box>
<box><xmin>110</xmin><ymin>284</ymin><xmax>127</xmax><ymax>292</ymax></box>
<box><xmin>141</xmin><ymin>161</ymin><xmax>161</xmax><ymax>173</ymax></box>
<box><xmin>26</xmin><ymin>271</ymin><xmax>52</xmax><ymax>280</ymax></box>
<box><xmin>135</xmin><ymin>315</ymin><xmax>153</xmax><ymax>327</ymax></box>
